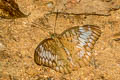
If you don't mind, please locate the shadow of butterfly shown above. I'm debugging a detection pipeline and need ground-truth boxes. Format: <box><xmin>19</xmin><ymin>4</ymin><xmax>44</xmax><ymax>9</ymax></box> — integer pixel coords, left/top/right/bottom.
<box><xmin>112</xmin><ymin>32</ymin><xmax>120</xmax><ymax>42</ymax></box>
<box><xmin>34</xmin><ymin>25</ymin><xmax>101</xmax><ymax>74</ymax></box>
<box><xmin>0</xmin><ymin>0</ymin><xmax>29</xmax><ymax>19</ymax></box>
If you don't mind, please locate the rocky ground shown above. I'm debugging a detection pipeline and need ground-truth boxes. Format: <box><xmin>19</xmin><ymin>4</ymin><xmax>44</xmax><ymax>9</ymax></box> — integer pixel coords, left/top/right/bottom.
<box><xmin>0</xmin><ymin>0</ymin><xmax>120</xmax><ymax>80</ymax></box>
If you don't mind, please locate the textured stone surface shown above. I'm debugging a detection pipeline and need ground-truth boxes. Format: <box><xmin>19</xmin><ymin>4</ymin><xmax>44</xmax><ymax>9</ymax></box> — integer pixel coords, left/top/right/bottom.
<box><xmin>0</xmin><ymin>0</ymin><xmax>120</xmax><ymax>80</ymax></box>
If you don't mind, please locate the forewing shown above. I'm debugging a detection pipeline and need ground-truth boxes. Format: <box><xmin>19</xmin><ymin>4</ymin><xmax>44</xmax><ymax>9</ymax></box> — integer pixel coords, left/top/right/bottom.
<box><xmin>59</xmin><ymin>25</ymin><xmax>101</xmax><ymax>67</ymax></box>
<box><xmin>34</xmin><ymin>38</ymin><xmax>73</xmax><ymax>73</ymax></box>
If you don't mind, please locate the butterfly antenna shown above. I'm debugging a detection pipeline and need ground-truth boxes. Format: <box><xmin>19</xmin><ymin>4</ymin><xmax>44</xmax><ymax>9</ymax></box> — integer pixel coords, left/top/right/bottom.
<box><xmin>53</xmin><ymin>10</ymin><xmax>59</xmax><ymax>34</ymax></box>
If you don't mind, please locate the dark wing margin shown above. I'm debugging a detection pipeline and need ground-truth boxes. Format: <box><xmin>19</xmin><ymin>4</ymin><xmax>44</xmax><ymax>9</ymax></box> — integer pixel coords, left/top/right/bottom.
<box><xmin>60</xmin><ymin>25</ymin><xmax>101</xmax><ymax>37</ymax></box>
<box><xmin>34</xmin><ymin>38</ymin><xmax>54</xmax><ymax>66</ymax></box>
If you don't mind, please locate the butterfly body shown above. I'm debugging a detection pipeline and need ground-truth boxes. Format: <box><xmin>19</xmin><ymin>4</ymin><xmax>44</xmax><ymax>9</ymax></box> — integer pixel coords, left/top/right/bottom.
<box><xmin>34</xmin><ymin>25</ymin><xmax>101</xmax><ymax>73</ymax></box>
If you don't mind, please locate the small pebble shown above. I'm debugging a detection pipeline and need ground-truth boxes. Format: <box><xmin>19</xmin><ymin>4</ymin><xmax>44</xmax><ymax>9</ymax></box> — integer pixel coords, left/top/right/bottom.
<box><xmin>0</xmin><ymin>42</ymin><xmax>5</xmax><ymax>51</ymax></box>
<box><xmin>47</xmin><ymin>2</ymin><xmax>54</xmax><ymax>8</ymax></box>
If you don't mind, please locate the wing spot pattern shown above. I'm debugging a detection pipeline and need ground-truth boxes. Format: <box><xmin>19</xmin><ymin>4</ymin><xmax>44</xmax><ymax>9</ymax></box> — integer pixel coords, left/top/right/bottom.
<box><xmin>78</xmin><ymin>50</ymin><xmax>85</xmax><ymax>58</ymax></box>
<box><xmin>87</xmin><ymin>52</ymin><xmax>91</xmax><ymax>56</ymax></box>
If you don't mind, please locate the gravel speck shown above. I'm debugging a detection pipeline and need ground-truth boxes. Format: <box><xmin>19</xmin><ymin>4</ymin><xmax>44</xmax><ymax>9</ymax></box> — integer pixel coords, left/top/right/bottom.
<box><xmin>0</xmin><ymin>42</ymin><xmax>5</xmax><ymax>51</ymax></box>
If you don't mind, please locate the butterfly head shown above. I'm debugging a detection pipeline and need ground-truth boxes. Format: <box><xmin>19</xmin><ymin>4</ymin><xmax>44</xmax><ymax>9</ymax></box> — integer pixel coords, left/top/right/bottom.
<box><xmin>49</xmin><ymin>32</ymin><xmax>59</xmax><ymax>39</ymax></box>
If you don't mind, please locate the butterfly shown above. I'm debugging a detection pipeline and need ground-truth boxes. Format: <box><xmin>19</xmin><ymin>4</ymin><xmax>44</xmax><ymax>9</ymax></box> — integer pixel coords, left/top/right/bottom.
<box><xmin>34</xmin><ymin>25</ymin><xmax>101</xmax><ymax>73</ymax></box>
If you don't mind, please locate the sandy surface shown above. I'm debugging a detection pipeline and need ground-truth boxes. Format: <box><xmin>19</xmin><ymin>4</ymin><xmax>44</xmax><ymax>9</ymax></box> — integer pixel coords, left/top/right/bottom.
<box><xmin>0</xmin><ymin>0</ymin><xmax>120</xmax><ymax>80</ymax></box>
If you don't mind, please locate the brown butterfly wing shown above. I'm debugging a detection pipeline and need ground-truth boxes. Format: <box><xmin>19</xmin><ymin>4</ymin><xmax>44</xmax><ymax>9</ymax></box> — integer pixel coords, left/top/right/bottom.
<box><xmin>34</xmin><ymin>38</ymin><xmax>73</xmax><ymax>73</ymax></box>
<box><xmin>59</xmin><ymin>25</ymin><xmax>101</xmax><ymax>67</ymax></box>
